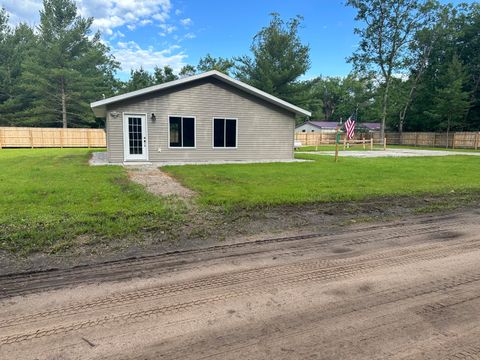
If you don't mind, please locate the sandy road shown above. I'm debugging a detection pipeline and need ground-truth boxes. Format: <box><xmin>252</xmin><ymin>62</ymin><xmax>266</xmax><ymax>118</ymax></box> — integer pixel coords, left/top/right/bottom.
<box><xmin>1</xmin><ymin>210</ymin><xmax>480</xmax><ymax>359</ymax></box>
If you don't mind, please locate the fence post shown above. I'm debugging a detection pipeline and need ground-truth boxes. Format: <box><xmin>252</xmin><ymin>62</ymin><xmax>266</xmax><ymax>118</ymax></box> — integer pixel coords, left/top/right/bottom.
<box><xmin>0</xmin><ymin>128</ymin><xmax>3</xmax><ymax>149</ymax></box>
<box><xmin>29</xmin><ymin>129</ymin><xmax>34</xmax><ymax>149</ymax></box>
<box><xmin>362</xmin><ymin>137</ymin><xmax>365</xmax><ymax>150</ymax></box>
<box><xmin>452</xmin><ymin>132</ymin><xmax>456</xmax><ymax>149</ymax></box>
<box><xmin>384</xmin><ymin>137</ymin><xmax>387</xmax><ymax>150</ymax></box>
<box><xmin>343</xmin><ymin>135</ymin><xmax>347</xmax><ymax>150</ymax></box>
<box><xmin>475</xmin><ymin>132</ymin><xmax>479</xmax><ymax>150</ymax></box>
<box><xmin>415</xmin><ymin>132</ymin><xmax>419</xmax><ymax>147</ymax></box>
<box><xmin>370</xmin><ymin>138</ymin><xmax>373</xmax><ymax>150</ymax></box>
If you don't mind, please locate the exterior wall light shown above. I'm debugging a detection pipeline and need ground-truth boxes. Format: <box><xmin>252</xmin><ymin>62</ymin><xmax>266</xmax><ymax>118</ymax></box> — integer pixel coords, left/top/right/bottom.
<box><xmin>151</xmin><ymin>113</ymin><xmax>156</xmax><ymax>122</ymax></box>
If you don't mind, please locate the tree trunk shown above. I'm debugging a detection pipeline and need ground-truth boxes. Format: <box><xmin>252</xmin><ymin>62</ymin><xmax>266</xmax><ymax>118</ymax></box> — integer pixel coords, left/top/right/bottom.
<box><xmin>380</xmin><ymin>79</ymin><xmax>390</xmax><ymax>140</ymax></box>
<box><xmin>446</xmin><ymin>115</ymin><xmax>451</xmax><ymax>149</ymax></box>
<box><xmin>61</xmin><ymin>78</ymin><xmax>67</xmax><ymax>128</ymax></box>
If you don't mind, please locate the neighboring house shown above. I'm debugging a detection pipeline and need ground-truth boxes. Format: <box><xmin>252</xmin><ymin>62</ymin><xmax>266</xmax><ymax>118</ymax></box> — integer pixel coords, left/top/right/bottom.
<box><xmin>357</xmin><ymin>122</ymin><xmax>381</xmax><ymax>133</ymax></box>
<box><xmin>91</xmin><ymin>70</ymin><xmax>310</xmax><ymax>164</ymax></box>
<box><xmin>295</xmin><ymin>121</ymin><xmax>340</xmax><ymax>134</ymax></box>
<box><xmin>295</xmin><ymin>120</ymin><xmax>381</xmax><ymax>134</ymax></box>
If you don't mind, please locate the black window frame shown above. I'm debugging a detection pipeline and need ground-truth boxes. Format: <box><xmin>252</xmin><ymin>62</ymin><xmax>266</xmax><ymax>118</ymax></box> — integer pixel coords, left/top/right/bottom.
<box><xmin>212</xmin><ymin>117</ymin><xmax>237</xmax><ymax>148</ymax></box>
<box><xmin>169</xmin><ymin>116</ymin><xmax>196</xmax><ymax>148</ymax></box>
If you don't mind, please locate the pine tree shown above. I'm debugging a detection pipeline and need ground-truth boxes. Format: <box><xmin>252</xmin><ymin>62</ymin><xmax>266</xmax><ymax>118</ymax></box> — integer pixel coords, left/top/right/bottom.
<box><xmin>427</xmin><ymin>55</ymin><xmax>470</xmax><ymax>146</ymax></box>
<box><xmin>234</xmin><ymin>13</ymin><xmax>310</xmax><ymax>104</ymax></box>
<box><xmin>21</xmin><ymin>0</ymin><xmax>117</xmax><ymax>128</ymax></box>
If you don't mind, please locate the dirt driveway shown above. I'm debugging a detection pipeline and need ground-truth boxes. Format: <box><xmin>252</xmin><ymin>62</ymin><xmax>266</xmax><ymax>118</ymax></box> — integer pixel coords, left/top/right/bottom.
<box><xmin>1</xmin><ymin>209</ymin><xmax>480</xmax><ymax>359</ymax></box>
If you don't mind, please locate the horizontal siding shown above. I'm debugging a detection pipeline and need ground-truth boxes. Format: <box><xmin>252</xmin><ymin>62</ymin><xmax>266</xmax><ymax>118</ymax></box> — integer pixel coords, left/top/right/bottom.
<box><xmin>106</xmin><ymin>78</ymin><xmax>295</xmax><ymax>162</ymax></box>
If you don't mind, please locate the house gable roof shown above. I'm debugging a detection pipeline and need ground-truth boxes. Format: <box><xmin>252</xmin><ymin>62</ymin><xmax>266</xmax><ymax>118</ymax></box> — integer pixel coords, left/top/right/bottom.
<box><xmin>296</xmin><ymin>120</ymin><xmax>339</xmax><ymax>129</ymax></box>
<box><xmin>90</xmin><ymin>70</ymin><xmax>311</xmax><ymax>117</ymax></box>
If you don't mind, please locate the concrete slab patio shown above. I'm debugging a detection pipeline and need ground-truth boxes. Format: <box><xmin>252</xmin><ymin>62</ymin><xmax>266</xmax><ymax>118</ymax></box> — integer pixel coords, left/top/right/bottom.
<box><xmin>298</xmin><ymin>148</ymin><xmax>480</xmax><ymax>158</ymax></box>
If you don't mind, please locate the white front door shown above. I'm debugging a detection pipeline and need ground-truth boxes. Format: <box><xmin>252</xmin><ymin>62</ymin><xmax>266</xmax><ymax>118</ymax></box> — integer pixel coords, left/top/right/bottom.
<box><xmin>123</xmin><ymin>114</ymin><xmax>148</xmax><ymax>161</ymax></box>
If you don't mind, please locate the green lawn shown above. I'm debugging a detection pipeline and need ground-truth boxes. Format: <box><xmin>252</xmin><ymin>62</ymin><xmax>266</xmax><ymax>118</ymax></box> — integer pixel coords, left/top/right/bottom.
<box><xmin>164</xmin><ymin>153</ymin><xmax>480</xmax><ymax>207</ymax></box>
<box><xmin>2</xmin><ymin>148</ymin><xmax>480</xmax><ymax>255</ymax></box>
<box><xmin>0</xmin><ymin>149</ymin><xmax>183</xmax><ymax>254</ymax></box>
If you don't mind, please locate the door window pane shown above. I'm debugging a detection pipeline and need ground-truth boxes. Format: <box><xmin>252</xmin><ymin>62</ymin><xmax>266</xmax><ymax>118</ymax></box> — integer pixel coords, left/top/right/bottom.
<box><xmin>128</xmin><ymin>117</ymin><xmax>143</xmax><ymax>154</ymax></box>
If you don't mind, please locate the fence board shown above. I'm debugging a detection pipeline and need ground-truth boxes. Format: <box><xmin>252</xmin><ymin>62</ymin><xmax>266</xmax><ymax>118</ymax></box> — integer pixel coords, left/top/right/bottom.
<box><xmin>0</xmin><ymin>127</ymin><xmax>106</xmax><ymax>148</ymax></box>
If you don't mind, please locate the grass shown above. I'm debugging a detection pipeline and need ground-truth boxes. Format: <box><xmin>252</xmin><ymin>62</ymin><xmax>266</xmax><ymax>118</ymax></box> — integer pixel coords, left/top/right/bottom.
<box><xmin>164</xmin><ymin>153</ymin><xmax>480</xmax><ymax>207</ymax></box>
<box><xmin>0</xmin><ymin>149</ymin><xmax>184</xmax><ymax>254</ymax></box>
<box><xmin>2</xmin><ymin>148</ymin><xmax>480</xmax><ymax>255</ymax></box>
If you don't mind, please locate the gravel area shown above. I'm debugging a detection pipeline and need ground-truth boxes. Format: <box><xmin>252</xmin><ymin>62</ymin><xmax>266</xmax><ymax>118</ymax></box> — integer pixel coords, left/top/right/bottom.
<box><xmin>128</xmin><ymin>166</ymin><xmax>195</xmax><ymax>197</ymax></box>
<box><xmin>299</xmin><ymin>148</ymin><xmax>480</xmax><ymax>158</ymax></box>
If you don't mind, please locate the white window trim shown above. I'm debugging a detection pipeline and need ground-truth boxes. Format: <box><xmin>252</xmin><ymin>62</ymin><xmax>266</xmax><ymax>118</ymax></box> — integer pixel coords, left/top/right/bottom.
<box><xmin>122</xmin><ymin>112</ymin><xmax>149</xmax><ymax>162</ymax></box>
<box><xmin>211</xmin><ymin>117</ymin><xmax>238</xmax><ymax>149</ymax></box>
<box><xmin>168</xmin><ymin>115</ymin><xmax>197</xmax><ymax>149</ymax></box>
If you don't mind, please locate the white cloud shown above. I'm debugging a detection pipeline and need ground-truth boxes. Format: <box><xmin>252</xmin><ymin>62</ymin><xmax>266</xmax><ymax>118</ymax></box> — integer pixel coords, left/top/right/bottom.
<box><xmin>180</xmin><ymin>18</ymin><xmax>192</xmax><ymax>27</ymax></box>
<box><xmin>2</xmin><ymin>0</ymin><xmax>43</xmax><ymax>26</ymax></box>
<box><xmin>3</xmin><ymin>0</ymin><xmax>173</xmax><ymax>35</ymax></box>
<box><xmin>158</xmin><ymin>23</ymin><xmax>176</xmax><ymax>36</ymax></box>
<box><xmin>79</xmin><ymin>0</ymin><xmax>172</xmax><ymax>35</ymax></box>
<box><xmin>112</xmin><ymin>40</ymin><xmax>187</xmax><ymax>73</ymax></box>
<box><xmin>183</xmin><ymin>32</ymin><xmax>196</xmax><ymax>40</ymax></box>
<box><xmin>175</xmin><ymin>9</ymin><xmax>181</xmax><ymax>16</ymax></box>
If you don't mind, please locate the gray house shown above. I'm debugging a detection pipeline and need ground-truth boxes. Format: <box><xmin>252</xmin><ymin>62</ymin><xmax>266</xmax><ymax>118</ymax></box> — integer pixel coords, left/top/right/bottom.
<box><xmin>295</xmin><ymin>121</ymin><xmax>339</xmax><ymax>134</ymax></box>
<box><xmin>91</xmin><ymin>70</ymin><xmax>310</xmax><ymax>164</ymax></box>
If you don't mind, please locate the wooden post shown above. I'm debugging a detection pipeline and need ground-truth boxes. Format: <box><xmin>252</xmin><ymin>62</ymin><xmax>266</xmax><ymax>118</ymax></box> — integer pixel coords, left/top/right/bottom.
<box><xmin>370</xmin><ymin>138</ymin><xmax>373</xmax><ymax>150</ymax></box>
<box><xmin>452</xmin><ymin>132</ymin><xmax>456</xmax><ymax>149</ymax></box>
<box><xmin>60</xmin><ymin>129</ymin><xmax>64</xmax><ymax>148</ymax></box>
<box><xmin>383</xmin><ymin>137</ymin><xmax>387</xmax><ymax>150</ymax></box>
<box><xmin>415</xmin><ymin>132</ymin><xmax>419</xmax><ymax>147</ymax></box>
<box><xmin>343</xmin><ymin>135</ymin><xmax>347</xmax><ymax>150</ymax></box>
<box><xmin>475</xmin><ymin>132</ymin><xmax>479</xmax><ymax>150</ymax></box>
<box><xmin>29</xmin><ymin>129</ymin><xmax>34</xmax><ymax>149</ymax></box>
<box><xmin>335</xmin><ymin>126</ymin><xmax>340</xmax><ymax>163</ymax></box>
<box><xmin>0</xmin><ymin>128</ymin><xmax>3</xmax><ymax>149</ymax></box>
<box><xmin>362</xmin><ymin>137</ymin><xmax>365</xmax><ymax>150</ymax></box>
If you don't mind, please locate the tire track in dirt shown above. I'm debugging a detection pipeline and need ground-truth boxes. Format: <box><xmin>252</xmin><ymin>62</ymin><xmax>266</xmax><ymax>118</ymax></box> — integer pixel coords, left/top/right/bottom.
<box><xmin>0</xmin><ymin>240</ymin><xmax>447</xmax><ymax>328</ymax></box>
<box><xmin>1</xmin><ymin>238</ymin><xmax>479</xmax><ymax>346</ymax></box>
<box><xmin>0</xmin><ymin>221</ymin><xmax>463</xmax><ymax>299</ymax></box>
<box><xmin>107</xmin><ymin>271</ymin><xmax>480</xmax><ymax>360</ymax></box>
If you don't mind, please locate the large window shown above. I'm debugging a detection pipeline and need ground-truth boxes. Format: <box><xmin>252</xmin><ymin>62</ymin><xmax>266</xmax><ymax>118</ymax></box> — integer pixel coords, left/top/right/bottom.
<box><xmin>213</xmin><ymin>118</ymin><xmax>237</xmax><ymax>148</ymax></box>
<box><xmin>169</xmin><ymin>116</ymin><xmax>195</xmax><ymax>148</ymax></box>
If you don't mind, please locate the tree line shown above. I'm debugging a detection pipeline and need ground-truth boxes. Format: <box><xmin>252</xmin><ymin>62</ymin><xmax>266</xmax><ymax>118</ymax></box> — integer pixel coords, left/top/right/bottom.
<box><xmin>0</xmin><ymin>0</ymin><xmax>478</xmax><ymax>133</ymax></box>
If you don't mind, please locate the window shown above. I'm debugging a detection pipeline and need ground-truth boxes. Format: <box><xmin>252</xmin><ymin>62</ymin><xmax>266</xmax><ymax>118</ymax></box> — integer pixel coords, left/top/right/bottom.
<box><xmin>213</xmin><ymin>118</ymin><xmax>237</xmax><ymax>148</ymax></box>
<box><xmin>169</xmin><ymin>116</ymin><xmax>195</xmax><ymax>147</ymax></box>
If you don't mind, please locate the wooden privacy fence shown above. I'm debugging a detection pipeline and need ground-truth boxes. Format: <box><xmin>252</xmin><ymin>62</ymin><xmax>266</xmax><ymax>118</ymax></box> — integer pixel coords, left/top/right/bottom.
<box><xmin>296</xmin><ymin>131</ymin><xmax>480</xmax><ymax>149</ymax></box>
<box><xmin>372</xmin><ymin>131</ymin><xmax>480</xmax><ymax>149</ymax></box>
<box><xmin>0</xmin><ymin>127</ymin><xmax>106</xmax><ymax>148</ymax></box>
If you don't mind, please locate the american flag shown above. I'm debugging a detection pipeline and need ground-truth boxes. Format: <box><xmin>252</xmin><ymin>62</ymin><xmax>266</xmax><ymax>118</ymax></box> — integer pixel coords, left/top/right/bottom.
<box><xmin>344</xmin><ymin>116</ymin><xmax>356</xmax><ymax>140</ymax></box>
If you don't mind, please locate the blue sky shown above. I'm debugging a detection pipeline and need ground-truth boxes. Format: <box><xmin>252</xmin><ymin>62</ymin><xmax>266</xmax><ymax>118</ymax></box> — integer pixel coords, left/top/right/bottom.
<box><xmin>3</xmin><ymin>0</ymin><xmax>474</xmax><ymax>81</ymax></box>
